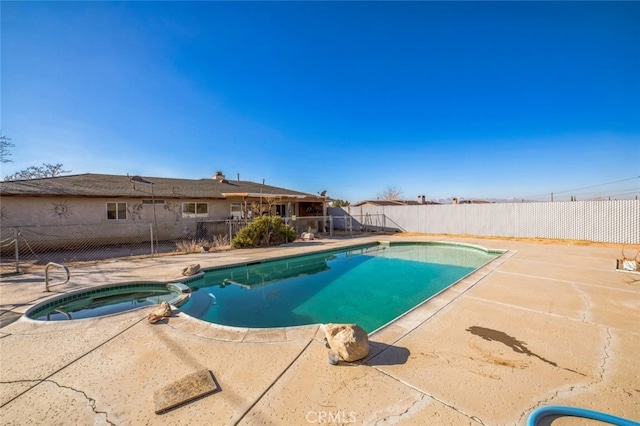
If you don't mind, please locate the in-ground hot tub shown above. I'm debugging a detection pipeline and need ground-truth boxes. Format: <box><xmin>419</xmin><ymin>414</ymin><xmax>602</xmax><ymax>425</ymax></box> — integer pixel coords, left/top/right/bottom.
<box><xmin>26</xmin><ymin>282</ymin><xmax>190</xmax><ymax>321</ymax></box>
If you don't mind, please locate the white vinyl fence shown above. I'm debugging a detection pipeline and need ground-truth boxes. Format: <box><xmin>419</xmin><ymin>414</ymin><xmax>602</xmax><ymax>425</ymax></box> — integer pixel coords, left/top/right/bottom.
<box><xmin>335</xmin><ymin>200</ymin><xmax>640</xmax><ymax>244</ymax></box>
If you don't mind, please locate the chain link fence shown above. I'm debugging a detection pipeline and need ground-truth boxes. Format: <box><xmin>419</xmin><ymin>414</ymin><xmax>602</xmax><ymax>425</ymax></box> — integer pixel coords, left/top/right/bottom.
<box><xmin>1</xmin><ymin>215</ymin><xmax>367</xmax><ymax>274</ymax></box>
<box><xmin>0</xmin><ymin>220</ymin><xmax>235</xmax><ymax>274</ymax></box>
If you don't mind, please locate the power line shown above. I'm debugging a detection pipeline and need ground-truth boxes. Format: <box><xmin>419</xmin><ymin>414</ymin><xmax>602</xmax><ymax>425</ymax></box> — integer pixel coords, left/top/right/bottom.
<box><xmin>591</xmin><ymin>190</ymin><xmax>640</xmax><ymax>199</ymax></box>
<box><xmin>576</xmin><ymin>189</ymin><xmax>640</xmax><ymax>198</ymax></box>
<box><xmin>562</xmin><ymin>185</ymin><xmax>640</xmax><ymax>198</ymax></box>
<box><xmin>522</xmin><ymin>176</ymin><xmax>640</xmax><ymax>200</ymax></box>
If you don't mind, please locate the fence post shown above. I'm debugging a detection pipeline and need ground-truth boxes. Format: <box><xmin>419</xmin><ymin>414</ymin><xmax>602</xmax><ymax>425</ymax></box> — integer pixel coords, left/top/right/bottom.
<box><xmin>345</xmin><ymin>215</ymin><xmax>350</xmax><ymax>238</ymax></box>
<box><xmin>14</xmin><ymin>228</ymin><xmax>20</xmax><ymax>274</ymax></box>
<box><xmin>228</xmin><ymin>220</ymin><xmax>232</xmax><ymax>241</ymax></box>
<box><xmin>150</xmin><ymin>223</ymin><xmax>154</xmax><ymax>258</ymax></box>
<box><xmin>329</xmin><ymin>215</ymin><xmax>333</xmax><ymax>237</ymax></box>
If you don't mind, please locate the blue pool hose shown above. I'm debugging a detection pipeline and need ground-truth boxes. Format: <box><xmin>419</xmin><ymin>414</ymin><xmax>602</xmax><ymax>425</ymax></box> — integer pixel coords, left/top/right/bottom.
<box><xmin>527</xmin><ymin>405</ymin><xmax>640</xmax><ymax>426</ymax></box>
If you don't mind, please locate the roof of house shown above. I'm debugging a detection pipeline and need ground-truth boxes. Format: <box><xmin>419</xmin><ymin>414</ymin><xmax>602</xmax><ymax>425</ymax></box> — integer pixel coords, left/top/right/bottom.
<box><xmin>352</xmin><ymin>200</ymin><xmax>441</xmax><ymax>207</ymax></box>
<box><xmin>0</xmin><ymin>173</ymin><xmax>323</xmax><ymax>201</ymax></box>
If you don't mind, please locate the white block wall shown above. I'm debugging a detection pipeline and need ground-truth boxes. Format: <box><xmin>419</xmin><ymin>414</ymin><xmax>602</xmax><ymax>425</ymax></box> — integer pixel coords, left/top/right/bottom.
<box><xmin>341</xmin><ymin>200</ymin><xmax>639</xmax><ymax>244</ymax></box>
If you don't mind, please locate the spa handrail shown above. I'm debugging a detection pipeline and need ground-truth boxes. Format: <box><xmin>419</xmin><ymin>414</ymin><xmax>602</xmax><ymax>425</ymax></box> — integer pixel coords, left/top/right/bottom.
<box><xmin>45</xmin><ymin>262</ymin><xmax>70</xmax><ymax>292</ymax></box>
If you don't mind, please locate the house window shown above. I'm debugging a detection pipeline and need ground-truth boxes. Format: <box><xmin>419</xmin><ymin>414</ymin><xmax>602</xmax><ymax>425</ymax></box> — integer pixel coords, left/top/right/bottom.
<box><xmin>230</xmin><ymin>203</ymin><xmax>243</xmax><ymax>219</ymax></box>
<box><xmin>275</xmin><ymin>204</ymin><xmax>288</xmax><ymax>217</ymax></box>
<box><xmin>182</xmin><ymin>202</ymin><xmax>208</xmax><ymax>218</ymax></box>
<box><xmin>107</xmin><ymin>202</ymin><xmax>127</xmax><ymax>220</ymax></box>
<box><xmin>141</xmin><ymin>199</ymin><xmax>165</xmax><ymax>205</ymax></box>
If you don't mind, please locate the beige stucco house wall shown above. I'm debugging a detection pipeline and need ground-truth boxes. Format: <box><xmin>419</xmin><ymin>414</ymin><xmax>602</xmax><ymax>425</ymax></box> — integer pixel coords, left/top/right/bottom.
<box><xmin>0</xmin><ymin>172</ymin><xmax>325</xmax><ymax>251</ymax></box>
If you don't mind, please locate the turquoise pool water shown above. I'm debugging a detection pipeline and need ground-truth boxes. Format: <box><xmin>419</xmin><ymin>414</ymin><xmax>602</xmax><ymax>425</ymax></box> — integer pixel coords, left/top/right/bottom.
<box><xmin>180</xmin><ymin>242</ymin><xmax>500</xmax><ymax>332</ymax></box>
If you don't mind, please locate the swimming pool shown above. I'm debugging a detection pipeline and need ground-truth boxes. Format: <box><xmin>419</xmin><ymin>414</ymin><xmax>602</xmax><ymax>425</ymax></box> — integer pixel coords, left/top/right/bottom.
<box><xmin>179</xmin><ymin>242</ymin><xmax>502</xmax><ymax>332</ymax></box>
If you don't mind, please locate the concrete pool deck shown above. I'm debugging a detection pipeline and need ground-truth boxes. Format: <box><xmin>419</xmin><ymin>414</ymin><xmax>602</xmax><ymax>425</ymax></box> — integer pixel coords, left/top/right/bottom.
<box><xmin>1</xmin><ymin>235</ymin><xmax>639</xmax><ymax>425</ymax></box>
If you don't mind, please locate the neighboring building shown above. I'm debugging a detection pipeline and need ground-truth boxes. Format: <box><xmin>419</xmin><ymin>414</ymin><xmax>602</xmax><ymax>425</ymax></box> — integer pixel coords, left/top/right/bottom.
<box><xmin>0</xmin><ymin>171</ymin><xmax>326</xmax><ymax>247</ymax></box>
<box><xmin>452</xmin><ymin>198</ymin><xmax>493</xmax><ymax>204</ymax></box>
<box><xmin>352</xmin><ymin>196</ymin><xmax>440</xmax><ymax>207</ymax></box>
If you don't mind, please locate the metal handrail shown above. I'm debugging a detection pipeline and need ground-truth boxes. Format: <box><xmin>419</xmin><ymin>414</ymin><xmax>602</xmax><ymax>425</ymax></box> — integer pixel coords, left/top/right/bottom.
<box><xmin>45</xmin><ymin>262</ymin><xmax>70</xmax><ymax>292</ymax></box>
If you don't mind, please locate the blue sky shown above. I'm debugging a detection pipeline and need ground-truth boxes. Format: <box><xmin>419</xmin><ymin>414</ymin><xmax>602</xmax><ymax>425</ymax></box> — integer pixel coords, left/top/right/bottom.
<box><xmin>2</xmin><ymin>1</ymin><xmax>639</xmax><ymax>203</ymax></box>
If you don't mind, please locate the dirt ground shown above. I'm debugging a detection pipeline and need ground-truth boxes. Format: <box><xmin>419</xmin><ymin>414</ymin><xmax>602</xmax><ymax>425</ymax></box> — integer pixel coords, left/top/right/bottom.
<box><xmin>398</xmin><ymin>232</ymin><xmax>640</xmax><ymax>250</ymax></box>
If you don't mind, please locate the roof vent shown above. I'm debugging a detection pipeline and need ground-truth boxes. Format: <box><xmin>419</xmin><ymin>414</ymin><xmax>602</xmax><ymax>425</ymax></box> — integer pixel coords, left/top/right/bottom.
<box><xmin>213</xmin><ymin>171</ymin><xmax>227</xmax><ymax>182</ymax></box>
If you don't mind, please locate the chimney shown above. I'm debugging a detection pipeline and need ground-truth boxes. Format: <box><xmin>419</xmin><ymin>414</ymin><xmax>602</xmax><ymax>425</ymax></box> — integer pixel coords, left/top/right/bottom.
<box><xmin>213</xmin><ymin>171</ymin><xmax>227</xmax><ymax>182</ymax></box>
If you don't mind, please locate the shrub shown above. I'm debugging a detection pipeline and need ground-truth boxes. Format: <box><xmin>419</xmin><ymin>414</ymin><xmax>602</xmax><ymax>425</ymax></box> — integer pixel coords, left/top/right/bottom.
<box><xmin>175</xmin><ymin>234</ymin><xmax>230</xmax><ymax>253</ymax></box>
<box><xmin>232</xmin><ymin>215</ymin><xmax>296</xmax><ymax>248</ymax></box>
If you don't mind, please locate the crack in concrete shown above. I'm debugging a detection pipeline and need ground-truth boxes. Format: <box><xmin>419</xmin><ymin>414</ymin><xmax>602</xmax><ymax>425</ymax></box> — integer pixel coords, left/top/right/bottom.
<box><xmin>571</xmin><ymin>281</ymin><xmax>591</xmax><ymax>323</ymax></box>
<box><xmin>516</xmin><ymin>326</ymin><xmax>613</xmax><ymax>425</ymax></box>
<box><xmin>372</xmin><ymin>393</ymin><xmax>426</xmax><ymax>425</ymax></box>
<box><xmin>0</xmin><ymin>379</ymin><xmax>115</xmax><ymax>425</ymax></box>
<box><xmin>372</xmin><ymin>367</ymin><xmax>486</xmax><ymax>425</ymax></box>
<box><xmin>0</xmin><ymin>316</ymin><xmax>146</xmax><ymax>411</ymax></box>
<box><xmin>598</xmin><ymin>327</ymin><xmax>613</xmax><ymax>381</ymax></box>
<box><xmin>43</xmin><ymin>379</ymin><xmax>116</xmax><ymax>426</ymax></box>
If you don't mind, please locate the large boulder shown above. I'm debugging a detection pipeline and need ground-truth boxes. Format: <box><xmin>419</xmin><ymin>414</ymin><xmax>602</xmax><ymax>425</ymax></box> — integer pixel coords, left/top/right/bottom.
<box><xmin>182</xmin><ymin>263</ymin><xmax>201</xmax><ymax>276</ymax></box>
<box><xmin>148</xmin><ymin>301</ymin><xmax>172</xmax><ymax>324</ymax></box>
<box><xmin>322</xmin><ymin>323</ymin><xmax>369</xmax><ymax>362</ymax></box>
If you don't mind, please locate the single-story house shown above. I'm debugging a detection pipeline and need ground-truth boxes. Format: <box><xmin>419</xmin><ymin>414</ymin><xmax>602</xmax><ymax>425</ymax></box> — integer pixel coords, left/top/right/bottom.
<box><xmin>453</xmin><ymin>198</ymin><xmax>493</xmax><ymax>204</ymax></box>
<box><xmin>352</xmin><ymin>198</ymin><xmax>440</xmax><ymax>207</ymax></box>
<box><xmin>0</xmin><ymin>171</ymin><xmax>327</xmax><ymax>249</ymax></box>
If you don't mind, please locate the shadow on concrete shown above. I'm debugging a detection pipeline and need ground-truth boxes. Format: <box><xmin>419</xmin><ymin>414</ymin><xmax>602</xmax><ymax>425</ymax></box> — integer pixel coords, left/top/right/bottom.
<box><xmin>364</xmin><ymin>341</ymin><xmax>410</xmax><ymax>366</ymax></box>
<box><xmin>466</xmin><ymin>325</ymin><xmax>557</xmax><ymax>366</ymax></box>
<box><xmin>0</xmin><ymin>276</ymin><xmax>43</xmax><ymax>284</ymax></box>
<box><xmin>466</xmin><ymin>325</ymin><xmax>587</xmax><ymax>376</ymax></box>
<box><xmin>0</xmin><ymin>309</ymin><xmax>24</xmax><ymax>328</ymax></box>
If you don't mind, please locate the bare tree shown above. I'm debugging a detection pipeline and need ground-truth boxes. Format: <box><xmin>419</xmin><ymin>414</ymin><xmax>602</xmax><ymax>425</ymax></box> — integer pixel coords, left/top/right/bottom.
<box><xmin>0</xmin><ymin>134</ymin><xmax>13</xmax><ymax>163</ymax></box>
<box><xmin>1</xmin><ymin>135</ymin><xmax>71</xmax><ymax>180</ymax></box>
<box><xmin>377</xmin><ymin>185</ymin><xmax>404</xmax><ymax>201</ymax></box>
<box><xmin>5</xmin><ymin>163</ymin><xmax>70</xmax><ymax>181</ymax></box>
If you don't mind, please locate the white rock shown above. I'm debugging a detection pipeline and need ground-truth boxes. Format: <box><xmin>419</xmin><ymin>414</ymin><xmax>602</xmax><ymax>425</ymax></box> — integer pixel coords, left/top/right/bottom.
<box><xmin>148</xmin><ymin>301</ymin><xmax>172</xmax><ymax>324</ymax></box>
<box><xmin>182</xmin><ymin>263</ymin><xmax>201</xmax><ymax>276</ymax></box>
<box><xmin>322</xmin><ymin>323</ymin><xmax>369</xmax><ymax>362</ymax></box>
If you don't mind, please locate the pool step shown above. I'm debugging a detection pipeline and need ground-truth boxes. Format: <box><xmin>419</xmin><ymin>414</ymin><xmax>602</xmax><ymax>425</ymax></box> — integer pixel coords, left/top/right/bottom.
<box><xmin>167</xmin><ymin>283</ymin><xmax>191</xmax><ymax>293</ymax></box>
<box><xmin>167</xmin><ymin>283</ymin><xmax>191</xmax><ymax>307</ymax></box>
